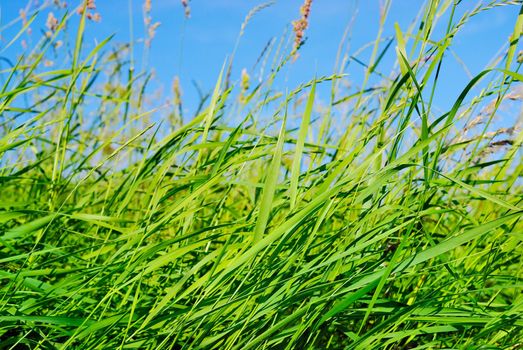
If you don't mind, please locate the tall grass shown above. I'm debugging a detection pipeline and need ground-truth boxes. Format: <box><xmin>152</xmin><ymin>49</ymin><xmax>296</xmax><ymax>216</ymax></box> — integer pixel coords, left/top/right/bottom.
<box><xmin>1</xmin><ymin>0</ymin><xmax>522</xmax><ymax>349</ymax></box>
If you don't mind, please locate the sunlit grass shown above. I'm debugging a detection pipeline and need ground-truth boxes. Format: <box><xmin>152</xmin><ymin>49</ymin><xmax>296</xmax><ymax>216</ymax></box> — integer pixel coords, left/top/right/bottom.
<box><xmin>0</xmin><ymin>0</ymin><xmax>522</xmax><ymax>349</ymax></box>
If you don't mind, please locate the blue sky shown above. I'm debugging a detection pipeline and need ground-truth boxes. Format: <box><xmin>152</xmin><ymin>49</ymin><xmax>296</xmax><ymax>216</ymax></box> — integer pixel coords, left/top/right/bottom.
<box><xmin>0</xmin><ymin>0</ymin><xmax>520</xmax><ymax>114</ymax></box>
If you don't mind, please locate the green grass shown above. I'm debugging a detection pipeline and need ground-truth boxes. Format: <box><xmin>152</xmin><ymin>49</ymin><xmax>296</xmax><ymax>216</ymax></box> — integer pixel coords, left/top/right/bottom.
<box><xmin>1</xmin><ymin>1</ymin><xmax>522</xmax><ymax>349</ymax></box>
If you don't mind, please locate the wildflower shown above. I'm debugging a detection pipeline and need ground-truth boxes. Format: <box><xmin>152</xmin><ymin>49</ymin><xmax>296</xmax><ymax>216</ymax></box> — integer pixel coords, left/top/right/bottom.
<box><xmin>291</xmin><ymin>0</ymin><xmax>313</xmax><ymax>58</ymax></box>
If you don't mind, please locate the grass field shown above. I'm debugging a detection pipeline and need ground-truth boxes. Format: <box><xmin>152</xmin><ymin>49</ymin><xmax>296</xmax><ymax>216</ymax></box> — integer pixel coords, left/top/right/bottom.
<box><xmin>1</xmin><ymin>0</ymin><xmax>523</xmax><ymax>349</ymax></box>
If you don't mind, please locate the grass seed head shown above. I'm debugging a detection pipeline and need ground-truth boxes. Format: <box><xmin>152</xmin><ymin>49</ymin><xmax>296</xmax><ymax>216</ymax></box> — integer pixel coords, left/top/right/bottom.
<box><xmin>77</xmin><ymin>0</ymin><xmax>99</xmax><ymax>20</ymax></box>
<box><xmin>240</xmin><ymin>2</ymin><xmax>274</xmax><ymax>37</ymax></box>
<box><xmin>19</xmin><ymin>8</ymin><xmax>32</xmax><ymax>35</ymax></box>
<box><xmin>144</xmin><ymin>0</ymin><xmax>152</xmax><ymax>13</ymax></box>
<box><xmin>172</xmin><ymin>76</ymin><xmax>183</xmax><ymax>107</ymax></box>
<box><xmin>46</xmin><ymin>12</ymin><xmax>59</xmax><ymax>32</ymax></box>
<box><xmin>505</xmin><ymin>85</ymin><xmax>523</xmax><ymax>101</ymax></box>
<box><xmin>181</xmin><ymin>0</ymin><xmax>191</xmax><ymax>18</ymax></box>
<box><xmin>145</xmin><ymin>21</ymin><xmax>161</xmax><ymax>47</ymax></box>
<box><xmin>45</xmin><ymin>12</ymin><xmax>59</xmax><ymax>38</ymax></box>
<box><xmin>19</xmin><ymin>8</ymin><xmax>27</xmax><ymax>25</ymax></box>
<box><xmin>239</xmin><ymin>68</ymin><xmax>250</xmax><ymax>103</ymax></box>
<box><xmin>292</xmin><ymin>0</ymin><xmax>313</xmax><ymax>59</ymax></box>
<box><xmin>87</xmin><ymin>12</ymin><xmax>102</xmax><ymax>22</ymax></box>
<box><xmin>53</xmin><ymin>0</ymin><xmax>67</xmax><ymax>7</ymax></box>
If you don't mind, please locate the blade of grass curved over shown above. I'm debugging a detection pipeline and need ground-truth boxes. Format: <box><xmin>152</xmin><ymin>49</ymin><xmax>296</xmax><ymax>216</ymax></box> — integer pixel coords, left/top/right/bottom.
<box><xmin>289</xmin><ymin>79</ymin><xmax>316</xmax><ymax>210</ymax></box>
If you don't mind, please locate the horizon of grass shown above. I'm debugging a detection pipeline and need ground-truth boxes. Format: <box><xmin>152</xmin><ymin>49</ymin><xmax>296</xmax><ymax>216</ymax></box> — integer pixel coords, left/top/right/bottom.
<box><xmin>1</xmin><ymin>0</ymin><xmax>522</xmax><ymax>349</ymax></box>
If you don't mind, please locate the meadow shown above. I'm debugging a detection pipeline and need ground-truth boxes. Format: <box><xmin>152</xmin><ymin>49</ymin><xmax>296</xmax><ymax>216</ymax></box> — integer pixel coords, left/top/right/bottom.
<box><xmin>0</xmin><ymin>0</ymin><xmax>522</xmax><ymax>349</ymax></box>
